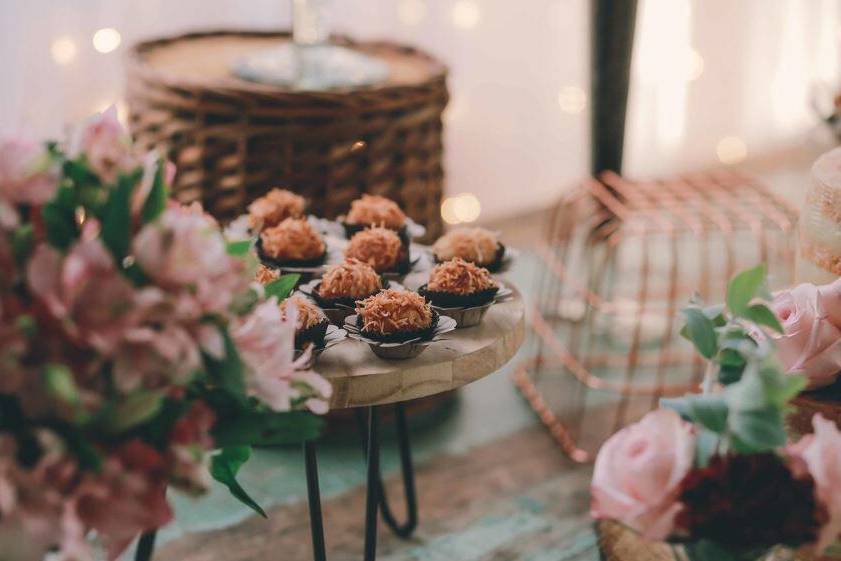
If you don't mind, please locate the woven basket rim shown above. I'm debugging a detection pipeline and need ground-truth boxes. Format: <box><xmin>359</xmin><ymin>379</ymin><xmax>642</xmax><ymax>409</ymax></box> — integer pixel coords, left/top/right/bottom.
<box><xmin>126</xmin><ymin>28</ymin><xmax>448</xmax><ymax>98</ymax></box>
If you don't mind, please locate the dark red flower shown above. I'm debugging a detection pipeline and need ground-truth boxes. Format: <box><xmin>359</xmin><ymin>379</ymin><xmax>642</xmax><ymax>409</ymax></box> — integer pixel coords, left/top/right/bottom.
<box><xmin>677</xmin><ymin>453</ymin><xmax>827</xmax><ymax>551</ymax></box>
<box><xmin>169</xmin><ymin>400</ymin><xmax>215</xmax><ymax>448</ymax></box>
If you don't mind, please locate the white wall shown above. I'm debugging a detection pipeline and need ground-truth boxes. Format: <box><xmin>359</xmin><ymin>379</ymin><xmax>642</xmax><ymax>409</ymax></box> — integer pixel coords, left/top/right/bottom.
<box><xmin>0</xmin><ymin>0</ymin><xmax>838</xmax><ymax>222</ymax></box>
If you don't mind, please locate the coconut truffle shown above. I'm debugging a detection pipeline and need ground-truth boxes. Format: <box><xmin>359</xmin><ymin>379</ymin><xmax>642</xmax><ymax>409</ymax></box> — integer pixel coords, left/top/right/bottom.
<box><xmin>356</xmin><ymin>289</ymin><xmax>433</xmax><ymax>336</ymax></box>
<box><xmin>427</xmin><ymin>258</ymin><xmax>498</xmax><ymax>295</ymax></box>
<box><xmin>280</xmin><ymin>294</ymin><xmax>327</xmax><ymax>331</ymax></box>
<box><xmin>345</xmin><ymin>227</ymin><xmax>403</xmax><ymax>273</ymax></box>
<box><xmin>432</xmin><ymin>227</ymin><xmax>500</xmax><ymax>267</ymax></box>
<box><xmin>260</xmin><ymin>218</ymin><xmax>325</xmax><ymax>261</ymax></box>
<box><xmin>318</xmin><ymin>258</ymin><xmax>382</xmax><ymax>299</ymax></box>
<box><xmin>248</xmin><ymin>188</ymin><xmax>306</xmax><ymax>229</ymax></box>
<box><xmin>346</xmin><ymin>194</ymin><xmax>406</xmax><ymax>229</ymax></box>
<box><xmin>255</xmin><ymin>264</ymin><xmax>280</xmax><ymax>285</ymax></box>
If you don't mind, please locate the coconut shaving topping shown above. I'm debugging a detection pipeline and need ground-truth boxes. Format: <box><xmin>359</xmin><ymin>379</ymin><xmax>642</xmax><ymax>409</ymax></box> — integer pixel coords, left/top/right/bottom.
<box><xmin>346</xmin><ymin>194</ymin><xmax>406</xmax><ymax>229</ymax></box>
<box><xmin>318</xmin><ymin>258</ymin><xmax>383</xmax><ymax>299</ymax></box>
<box><xmin>356</xmin><ymin>289</ymin><xmax>433</xmax><ymax>335</ymax></box>
<box><xmin>427</xmin><ymin>258</ymin><xmax>498</xmax><ymax>295</ymax></box>
<box><xmin>345</xmin><ymin>227</ymin><xmax>402</xmax><ymax>273</ymax></box>
<box><xmin>432</xmin><ymin>227</ymin><xmax>499</xmax><ymax>266</ymax></box>
<box><xmin>280</xmin><ymin>294</ymin><xmax>326</xmax><ymax>330</ymax></box>
<box><xmin>248</xmin><ymin>188</ymin><xmax>306</xmax><ymax>229</ymax></box>
<box><xmin>260</xmin><ymin>217</ymin><xmax>325</xmax><ymax>261</ymax></box>
<box><xmin>255</xmin><ymin>264</ymin><xmax>280</xmax><ymax>285</ymax></box>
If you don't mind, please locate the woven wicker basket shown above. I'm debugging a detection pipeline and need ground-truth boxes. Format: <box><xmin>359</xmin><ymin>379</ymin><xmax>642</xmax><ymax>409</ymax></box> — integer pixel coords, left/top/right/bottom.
<box><xmin>125</xmin><ymin>30</ymin><xmax>448</xmax><ymax>240</ymax></box>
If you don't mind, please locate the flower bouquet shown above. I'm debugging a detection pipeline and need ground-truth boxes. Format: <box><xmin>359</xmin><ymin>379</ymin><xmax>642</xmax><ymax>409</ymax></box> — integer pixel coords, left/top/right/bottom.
<box><xmin>0</xmin><ymin>109</ymin><xmax>331</xmax><ymax>560</ymax></box>
<box><xmin>591</xmin><ymin>265</ymin><xmax>841</xmax><ymax>561</ymax></box>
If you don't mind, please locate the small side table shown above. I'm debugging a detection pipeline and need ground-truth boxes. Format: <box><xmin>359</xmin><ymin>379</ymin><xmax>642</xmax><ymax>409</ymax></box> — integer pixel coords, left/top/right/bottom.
<box><xmin>306</xmin><ymin>284</ymin><xmax>525</xmax><ymax>560</ymax></box>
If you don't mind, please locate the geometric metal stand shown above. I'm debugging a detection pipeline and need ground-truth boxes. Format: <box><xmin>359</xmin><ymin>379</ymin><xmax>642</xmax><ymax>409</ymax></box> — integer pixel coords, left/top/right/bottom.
<box><xmin>513</xmin><ymin>171</ymin><xmax>798</xmax><ymax>463</ymax></box>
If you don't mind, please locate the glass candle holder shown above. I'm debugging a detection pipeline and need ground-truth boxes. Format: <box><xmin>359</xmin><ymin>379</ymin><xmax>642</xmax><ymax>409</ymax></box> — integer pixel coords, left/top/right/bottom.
<box><xmin>233</xmin><ymin>0</ymin><xmax>388</xmax><ymax>90</ymax></box>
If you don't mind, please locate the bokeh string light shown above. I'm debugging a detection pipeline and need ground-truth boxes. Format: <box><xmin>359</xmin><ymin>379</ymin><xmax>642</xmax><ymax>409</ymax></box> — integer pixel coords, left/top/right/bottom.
<box><xmin>451</xmin><ymin>0</ymin><xmax>481</xmax><ymax>30</ymax></box>
<box><xmin>397</xmin><ymin>0</ymin><xmax>427</xmax><ymax>26</ymax></box>
<box><xmin>50</xmin><ymin>37</ymin><xmax>78</xmax><ymax>65</ymax></box>
<box><xmin>93</xmin><ymin>28</ymin><xmax>122</xmax><ymax>54</ymax></box>
<box><xmin>716</xmin><ymin>136</ymin><xmax>748</xmax><ymax>164</ymax></box>
<box><xmin>441</xmin><ymin>193</ymin><xmax>481</xmax><ymax>224</ymax></box>
<box><xmin>557</xmin><ymin>86</ymin><xmax>587</xmax><ymax>114</ymax></box>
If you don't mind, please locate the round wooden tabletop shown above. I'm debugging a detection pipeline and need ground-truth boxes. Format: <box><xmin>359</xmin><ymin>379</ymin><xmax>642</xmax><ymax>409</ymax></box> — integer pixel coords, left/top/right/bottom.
<box><xmin>318</xmin><ymin>283</ymin><xmax>526</xmax><ymax>410</ymax></box>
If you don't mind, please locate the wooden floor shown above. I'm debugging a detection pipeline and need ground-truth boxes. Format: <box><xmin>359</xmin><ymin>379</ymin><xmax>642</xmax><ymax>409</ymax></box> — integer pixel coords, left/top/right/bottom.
<box><xmin>157</xmin><ymin>425</ymin><xmax>597</xmax><ymax>561</ymax></box>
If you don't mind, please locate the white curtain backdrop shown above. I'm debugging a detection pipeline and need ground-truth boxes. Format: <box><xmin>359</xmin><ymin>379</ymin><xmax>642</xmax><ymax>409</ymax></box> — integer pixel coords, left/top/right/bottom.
<box><xmin>1</xmin><ymin>0</ymin><xmax>838</xmax><ymax>221</ymax></box>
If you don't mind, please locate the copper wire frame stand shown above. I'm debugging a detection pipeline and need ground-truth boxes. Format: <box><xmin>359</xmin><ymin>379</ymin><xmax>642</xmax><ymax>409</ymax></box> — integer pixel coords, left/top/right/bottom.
<box><xmin>513</xmin><ymin>170</ymin><xmax>798</xmax><ymax>462</ymax></box>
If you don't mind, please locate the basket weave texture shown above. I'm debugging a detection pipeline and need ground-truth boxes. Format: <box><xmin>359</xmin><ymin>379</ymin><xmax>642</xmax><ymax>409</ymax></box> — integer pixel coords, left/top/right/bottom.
<box><xmin>125</xmin><ymin>30</ymin><xmax>449</xmax><ymax>240</ymax></box>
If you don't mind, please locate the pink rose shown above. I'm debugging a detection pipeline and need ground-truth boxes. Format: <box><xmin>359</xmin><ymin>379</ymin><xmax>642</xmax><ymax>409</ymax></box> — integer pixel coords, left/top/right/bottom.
<box><xmin>112</xmin><ymin>324</ymin><xmax>201</xmax><ymax>393</ymax></box>
<box><xmin>231</xmin><ymin>299</ymin><xmax>332</xmax><ymax>414</ymax></box>
<box><xmin>27</xmin><ymin>235</ymin><xmax>136</xmax><ymax>354</ymax></box>
<box><xmin>0</xmin><ymin>135</ymin><xmax>58</xmax><ymax>228</ymax></box>
<box><xmin>0</xmin><ymin>135</ymin><xmax>57</xmax><ymax>206</ymax></box>
<box><xmin>0</xmin><ymin>432</ymin><xmax>85</xmax><ymax>561</ymax></box>
<box><xmin>787</xmin><ymin>414</ymin><xmax>841</xmax><ymax>552</ymax></box>
<box><xmin>591</xmin><ymin>409</ymin><xmax>695</xmax><ymax>540</ymax></box>
<box><xmin>71</xmin><ymin>105</ymin><xmax>135</xmax><ymax>183</ymax></box>
<box><xmin>771</xmin><ymin>281</ymin><xmax>841</xmax><ymax>389</ymax></box>
<box><xmin>133</xmin><ymin>204</ymin><xmax>249</xmax><ymax>316</ymax></box>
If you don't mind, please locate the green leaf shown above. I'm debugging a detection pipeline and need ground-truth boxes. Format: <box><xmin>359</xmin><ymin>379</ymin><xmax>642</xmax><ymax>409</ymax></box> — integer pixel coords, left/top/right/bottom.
<box><xmin>694</xmin><ymin>428</ymin><xmax>721</xmax><ymax>468</ymax></box>
<box><xmin>101</xmin><ymin>173</ymin><xmax>135</xmax><ymax>261</ymax></box>
<box><xmin>264</xmin><ymin>274</ymin><xmax>300</xmax><ymax>301</ymax></box>
<box><xmin>42</xmin><ymin>364</ymin><xmax>80</xmax><ymax>406</ymax></box>
<box><xmin>683</xmin><ymin>539</ymin><xmax>747</xmax><ymax>561</ymax></box>
<box><xmin>229</xmin><ymin>287</ymin><xmax>260</xmax><ymax>316</ymax></box>
<box><xmin>681</xmin><ymin>307</ymin><xmax>718</xmax><ymax>359</ymax></box>
<box><xmin>717</xmin><ymin>343</ymin><xmax>750</xmax><ymax>385</ymax></box>
<box><xmin>728</xmin><ymin>407</ymin><xmax>787</xmax><ymax>453</ymax></box>
<box><xmin>14</xmin><ymin>315</ymin><xmax>37</xmax><ymax>339</ymax></box>
<box><xmin>763</xmin><ymin>368</ymin><xmax>806</xmax><ymax>409</ymax></box>
<box><xmin>226</xmin><ymin>240</ymin><xmax>253</xmax><ymax>256</ymax></box>
<box><xmin>41</xmin><ymin>186</ymin><xmax>78</xmax><ymax>250</ymax></box>
<box><xmin>743</xmin><ymin>303</ymin><xmax>783</xmax><ymax>334</ymax></box>
<box><xmin>726</xmin><ymin>264</ymin><xmax>766</xmax><ymax>316</ymax></box>
<box><xmin>211</xmin><ymin>446</ymin><xmax>267</xmax><ymax>518</ymax></box>
<box><xmin>202</xmin><ymin>328</ymin><xmax>246</xmax><ymax>395</ymax></box>
<box><xmin>55</xmin><ymin>425</ymin><xmax>103</xmax><ymax>470</ymax></box>
<box><xmin>702</xmin><ymin>303</ymin><xmax>727</xmax><ymax>326</ymax></box>
<box><xmin>106</xmin><ymin>391</ymin><xmax>164</xmax><ymax>433</ymax></box>
<box><xmin>661</xmin><ymin>394</ymin><xmax>728</xmax><ymax>433</ymax></box>
<box><xmin>11</xmin><ymin>224</ymin><xmax>34</xmax><ymax>265</ymax></box>
<box><xmin>212</xmin><ymin>410</ymin><xmax>324</xmax><ymax>448</ymax></box>
<box><xmin>140</xmin><ymin>160</ymin><xmax>168</xmax><ymax>223</ymax></box>
<box><xmin>123</xmin><ymin>262</ymin><xmax>149</xmax><ymax>285</ymax></box>
<box><xmin>691</xmin><ymin>395</ymin><xmax>729</xmax><ymax>433</ymax></box>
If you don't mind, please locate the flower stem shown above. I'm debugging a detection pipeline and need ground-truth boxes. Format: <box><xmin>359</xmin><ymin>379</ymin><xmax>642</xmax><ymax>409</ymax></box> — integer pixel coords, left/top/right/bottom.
<box><xmin>702</xmin><ymin>361</ymin><xmax>717</xmax><ymax>394</ymax></box>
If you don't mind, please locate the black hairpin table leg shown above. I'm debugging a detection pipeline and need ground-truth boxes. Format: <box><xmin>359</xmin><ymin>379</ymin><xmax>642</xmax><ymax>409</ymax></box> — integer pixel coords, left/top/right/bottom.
<box><xmin>304</xmin><ymin>440</ymin><xmax>327</xmax><ymax>561</ymax></box>
<box><xmin>354</xmin><ymin>403</ymin><xmax>418</xmax><ymax>538</ymax></box>
<box><xmin>363</xmin><ymin>406</ymin><xmax>380</xmax><ymax>561</ymax></box>
<box><xmin>135</xmin><ymin>530</ymin><xmax>157</xmax><ymax>561</ymax></box>
<box><xmin>304</xmin><ymin>403</ymin><xmax>418</xmax><ymax>561</ymax></box>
